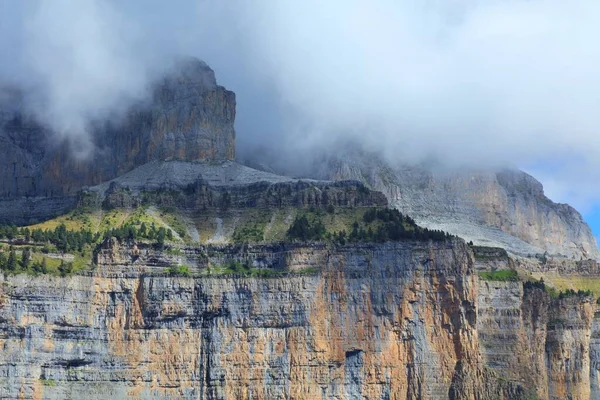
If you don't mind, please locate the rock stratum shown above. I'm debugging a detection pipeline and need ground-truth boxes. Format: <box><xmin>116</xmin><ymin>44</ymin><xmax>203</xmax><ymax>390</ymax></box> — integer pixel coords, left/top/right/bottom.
<box><xmin>0</xmin><ymin>240</ymin><xmax>597</xmax><ymax>399</ymax></box>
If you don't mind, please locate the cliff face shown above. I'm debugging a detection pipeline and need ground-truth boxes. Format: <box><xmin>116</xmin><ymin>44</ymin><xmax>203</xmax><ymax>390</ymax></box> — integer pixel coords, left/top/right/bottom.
<box><xmin>297</xmin><ymin>150</ymin><xmax>600</xmax><ymax>260</ymax></box>
<box><xmin>477</xmin><ymin>281</ymin><xmax>596</xmax><ymax>400</ymax></box>
<box><xmin>0</xmin><ymin>58</ymin><xmax>235</xmax><ymax>199</ymax></box>
<box><xmin>0</xmin><ymin>240</ymin><xmax>596</xmax><ymax>399</ymax></box>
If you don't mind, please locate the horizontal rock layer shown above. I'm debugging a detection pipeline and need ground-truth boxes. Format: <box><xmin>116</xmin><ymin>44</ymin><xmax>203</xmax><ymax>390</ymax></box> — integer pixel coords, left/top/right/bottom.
<box><xmin>0</xmin><ymin>240</ymin><xmax>596</xmax><ymax>399</ymax></box>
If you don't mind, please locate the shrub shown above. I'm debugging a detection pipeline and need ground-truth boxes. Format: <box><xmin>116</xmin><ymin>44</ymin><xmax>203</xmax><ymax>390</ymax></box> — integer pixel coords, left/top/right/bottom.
<box><xmin>233</xmin><ymin>225</ymin><xmax>264</xmax><ymax>243</ymax></box>
<box><xmin>167</xmin><ymin>265</ymin><xmax>191</xmax><ymax>276</ymax></box>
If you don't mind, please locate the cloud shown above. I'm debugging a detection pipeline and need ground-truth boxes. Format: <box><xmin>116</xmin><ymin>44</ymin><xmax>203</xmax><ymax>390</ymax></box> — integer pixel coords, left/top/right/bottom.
<box><xmin>0</xmin><ymin>0</ymin><xmax>194</xmax><ymax>157</ymax></box>
<box><xmin>1</xmin><ymin>0</ymin><xmax>600</xmax><ymax>207</ymax></box>
<box><xmin>22</xmin><ymin>0</ymin><xmax>153</xmax><ymax>157</ymax></box>
<box><xmin>204</xmin><ymin>0</ymin><xmax>600</xmax><ymax>207</ymax></box>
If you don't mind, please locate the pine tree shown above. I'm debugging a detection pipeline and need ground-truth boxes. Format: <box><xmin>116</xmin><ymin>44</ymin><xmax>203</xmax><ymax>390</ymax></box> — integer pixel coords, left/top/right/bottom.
<box><xmin>140</xmin><ymin>222</ymin><xmax>147</xmax><ymax>238</ymax></box>
<box><xmin>7</xmin><ymin>247</ymin><xmax>17</xmax><ymax>271</ymax></box>
<box><xmin>156</xmin><ymin>228</ymin><xmax>166</xmax><ymax>249</ymax></box>
<box><xmin>21</xmin><ymin>248</ymin><xmax>31</xmax><ymax>270</ymax></box>
<box><xmin>58</xmin><ymin>260</ymin><xmax>72</xmax><ymax>277</ymax></box>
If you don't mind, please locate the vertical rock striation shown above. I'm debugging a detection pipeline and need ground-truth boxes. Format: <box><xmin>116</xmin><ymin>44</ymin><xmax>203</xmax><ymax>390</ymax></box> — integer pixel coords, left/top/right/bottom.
<box><xmin>0</xmin><ymin>240</ymin><xmax>597</xmax><ymax>398</ymax></box>
<box><xmin>477</xmin><ymin>280</ymin><xmax>596</xmax><ymax>400</ymax></box>
<box><xmin>0</xmin><ymin>240</ymin><xmax>519</xmax><ymax>399</ymax></box>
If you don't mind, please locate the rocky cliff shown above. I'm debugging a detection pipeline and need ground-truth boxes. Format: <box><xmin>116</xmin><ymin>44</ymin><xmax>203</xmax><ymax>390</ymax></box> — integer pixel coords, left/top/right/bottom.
<box><xmin>0</xmin><ymin>240</ymin><xmax>596</xmax><ymax>399</ymax></box>
<box><xmin>0</xmin><ymin>58</ymin><xmax>235</xmax><ymax>199</ymax></box>
<box><xmin>478</xmin><ymin>280</ymin><xmax>597</xmax><ymax>400</ymax></box>
<box><xmin>272</xmin><ymin>148</ymin><xmax>599</xmax><ymax>260</ymax></box>
<box><xmin>2</xmin><ymin>56</ymin><xmax>597</xmax><ymax>262</ymax></box>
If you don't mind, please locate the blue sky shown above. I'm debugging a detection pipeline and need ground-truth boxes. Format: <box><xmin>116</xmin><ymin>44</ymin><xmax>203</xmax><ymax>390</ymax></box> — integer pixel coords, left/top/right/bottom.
<box><xmin>584</xmin><ymin>208</ymin><xmax>600</xmax><ymax>244</ymax></box>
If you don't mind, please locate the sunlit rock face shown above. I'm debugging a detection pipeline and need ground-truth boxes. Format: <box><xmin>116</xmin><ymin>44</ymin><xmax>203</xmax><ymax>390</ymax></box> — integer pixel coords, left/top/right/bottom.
<box><xmin>0</xmin><ymin>57</ymin><xmax>235</xmax><ymax>199</ymax></box>
<box><xmin>285</xmin><ymin>148</ymin><xmax>600</xmax><ymax>260</ymax></box>
<box><xmin>0</xmin><ymin>240</ymin><xmax>596</xmax><ymax>399</ymax></box>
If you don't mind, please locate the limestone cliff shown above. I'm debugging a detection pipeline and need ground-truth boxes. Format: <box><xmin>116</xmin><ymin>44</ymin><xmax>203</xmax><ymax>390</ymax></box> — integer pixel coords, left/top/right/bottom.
<box><xmin>0</xmin><ymin>240</ymin><xmax>596</xmax><ymax>399</ymax></box>
<box><xmin>478</xmin><ymin>280</ymin><xmax>596</xmax><ymax>399</ymax></box>
<box><xmin>0</xmin><ymin>58</ymin><xmax>235</xmax><ymax>199</ymax></box>
<box><xmin>277</xmin><ymin>149</ymin><xmax>600</xmax><ymax>260</ymax></box>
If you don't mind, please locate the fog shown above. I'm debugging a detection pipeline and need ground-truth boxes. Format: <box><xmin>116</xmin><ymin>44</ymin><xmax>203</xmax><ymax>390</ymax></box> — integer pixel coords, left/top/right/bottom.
<box><xmin>1</xmin><ymin>0</ymin><xmax>600</xmax><ymax>210</ymax></box>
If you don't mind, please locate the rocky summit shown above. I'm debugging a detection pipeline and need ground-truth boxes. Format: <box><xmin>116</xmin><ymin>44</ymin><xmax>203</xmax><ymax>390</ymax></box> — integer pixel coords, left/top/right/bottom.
<box><xmin>0</xmin><ymin>59</ymin><xmax>599</xmax><ymax>400</ymax></box>
<box><xmin>0</xmin><ymin>58</ymin><xmax>235</xmax><ymax>199</ymax></box>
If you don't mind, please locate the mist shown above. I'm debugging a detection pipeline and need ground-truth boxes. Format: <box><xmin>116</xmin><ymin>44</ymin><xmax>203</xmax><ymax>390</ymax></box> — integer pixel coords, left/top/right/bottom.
<box><xmin>1</xmin><ymin>0</ymin><xmax>600</xmax><ymax>210</ymax></box>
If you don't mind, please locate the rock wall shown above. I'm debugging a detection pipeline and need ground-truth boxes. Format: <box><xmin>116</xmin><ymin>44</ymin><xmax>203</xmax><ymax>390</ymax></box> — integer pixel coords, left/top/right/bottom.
<box><xmin>0</xmin><ymin>240</ymin><xmax>596</xmax><ymax>399</ymax></box>
<box><xmin>297</xmin><ymin>150</ymin><xmax>600</xmax><ymax>260</ymax></box>
<box><xmin>0</xmin><ymin>58</ymin><xmax>235</xmax><ymax>199</ymax></box>
<box><xmin>0</xmin><ymin>196</ymin><xmax>77</xmax><ymax>226</ymax></box>
<box><xmin>97</xmin><ymin>179</ymin><xmax>387</xmax><ymax>213</ymax></box>
<box><xmin>477</xmin><ymin>280</ymin><xmax>596</xmax><ymax>400</ymax></box>
<box><xmin>0</xmin><ymin>240</ymin><xmax>519</xmax><ymax>400</ymax></box>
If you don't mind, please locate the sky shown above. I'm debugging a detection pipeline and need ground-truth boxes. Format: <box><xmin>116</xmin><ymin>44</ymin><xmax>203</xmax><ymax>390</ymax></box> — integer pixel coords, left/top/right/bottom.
<box><xmin>1</xmin><ymin>0</ymin><xmax>600</xmax><ymax>239</ymax></box>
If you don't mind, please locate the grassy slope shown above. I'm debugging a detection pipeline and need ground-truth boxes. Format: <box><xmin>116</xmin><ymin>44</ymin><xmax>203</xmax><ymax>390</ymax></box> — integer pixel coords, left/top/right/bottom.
<box><xmin>24</xmin><ymin>203</ymin><xmax>414</xmax><ymax>246</ymax></box>
<box><xmin>528</xmin><ymin>271</ymin><xmax>600</xmax><ymax>297</ymax></box>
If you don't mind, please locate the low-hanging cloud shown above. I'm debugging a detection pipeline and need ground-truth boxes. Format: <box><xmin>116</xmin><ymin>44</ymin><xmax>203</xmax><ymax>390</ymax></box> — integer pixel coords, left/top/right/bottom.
<box><xmin>1</xmin><ymin>0</ymin><xmax>600</xmax><ymax>210</ymax></box>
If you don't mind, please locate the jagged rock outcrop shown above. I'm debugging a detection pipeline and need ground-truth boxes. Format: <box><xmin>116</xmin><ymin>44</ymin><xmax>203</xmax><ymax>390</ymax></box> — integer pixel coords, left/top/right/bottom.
<box><xmin>93</xmin><ymin>168</ymin><xmax>386</xmax><ymax>213</ymax></box>
<box><xmin>0</xmin><ymin>58</ymin><xmax>235</xmax><ymax>199</ymax></box>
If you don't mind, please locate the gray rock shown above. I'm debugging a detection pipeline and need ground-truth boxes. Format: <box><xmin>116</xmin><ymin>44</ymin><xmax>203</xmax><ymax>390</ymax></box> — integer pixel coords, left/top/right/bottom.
<box><xmin>0</xmin><ymin>57</ymin><xmax>235</xmax><ymax>200</ymax></box>
<box><xmin>277</xmin><ymin>148</ymin><xmax>600</xmax><ymax>259</ymax></box>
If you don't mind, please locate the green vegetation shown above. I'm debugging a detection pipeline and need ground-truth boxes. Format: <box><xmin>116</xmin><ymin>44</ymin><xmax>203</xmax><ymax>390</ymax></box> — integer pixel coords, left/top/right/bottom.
<box><xmin>232</xmin><ymin>224</ymin><xmax>264</xmax><ymax>243</ymax></box>
<box><xmin>165</xmin><ymin>247</ymin><xmax>182</xmax><ymax>256</ymax></box>
<box><xmin>556</xmin><ymin>288</ymin><xmax>593</xmax><ymax>299</ymax></box>
<box><xmin>0</xmin><ymin>224</ymin><xmax>96</xmax><ymax>253</ymax></box>
<box><xmin>286</xmin><ymin>208</ymin><xmax>453</xmax><ymax>243</ymax></box>
<box><xmin>0</xmin><ymin>245</ymin><xmax>74</xmax><ymax>276</ymax></box>
<box><xmin>167</xmin><ymin>265</ymin><xmax>190</xmax><ymax>276</ymax></box>
<box><xmin>40</xmin><ymin>378</ymin><xmax>56</xmax><ymax>387</ymax></box>
<box><xmin>103</xmin><ymin>221</ymin><xmax>173</xmax><ymax>245</ymax></box>
<box><xmin>527</xmin><ymin>272</ymin><xmax>600</xmax><ymax>298</ymax></box>
<box><xmin>157</xmin><ymin>207</ymin><xmax>189</xmax><ymax>240</ymax></box>
<box><xmin>523</xmin><ymin>278</ymin><xmax>546</xmax><ymax>291</ymax></box>
<box><xmin>287</xmin><ymin>215</ymin><xmax>327</xmax><ymax>241</ymax></box>
<box><xmin>478</xmin><ymin>269</ymin><xmax>519</xmax><ymax>281</ymax></box>
<box><xmin>523</xmin><ymin>277</ymin><xmax>593</xmax><ymax>299</ymax></box>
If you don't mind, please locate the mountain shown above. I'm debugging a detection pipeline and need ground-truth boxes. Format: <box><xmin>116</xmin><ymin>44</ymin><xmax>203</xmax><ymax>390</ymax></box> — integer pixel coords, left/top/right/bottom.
<box><xmin>2</xmin><ymin>240</ymin><xmax>598</xmax><ymax>399</ymax></box>
<box><xmin>0</xmin><ymin>58</ymin><xmax>599</xmax><ymax>399</ymax></box>
<box><xmin>0</xmin><ymin>58</ymin><xmax>235</xmax><ymax>199</ymax></box>
<box><xmin>244</xmin><ymin>147</ymin><xmax>600</xmax><ymax>260</ymax></box>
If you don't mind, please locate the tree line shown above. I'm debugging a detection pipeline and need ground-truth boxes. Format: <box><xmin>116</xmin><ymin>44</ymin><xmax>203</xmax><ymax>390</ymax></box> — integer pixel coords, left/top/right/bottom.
<box><xmin>0</xmin><ymin>246</ymin><xmax>73</xmax><ymax>276</ymax></box>
<box><xmin>287</xmin><ymin>208</ymin><xmax>453</xmax><ymax>244</ymax></box>
<box><xmin>0</xmin><ymin>222</ymin><xmax>173</xmax><ymax>252</ymax></box>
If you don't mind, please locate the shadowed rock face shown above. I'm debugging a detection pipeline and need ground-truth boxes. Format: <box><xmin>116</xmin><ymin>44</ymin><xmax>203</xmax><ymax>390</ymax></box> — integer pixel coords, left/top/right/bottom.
<box><xmin>0</xmin><ymin>58</ymin><xmax>235</xmax><ymax>199</ymax></box>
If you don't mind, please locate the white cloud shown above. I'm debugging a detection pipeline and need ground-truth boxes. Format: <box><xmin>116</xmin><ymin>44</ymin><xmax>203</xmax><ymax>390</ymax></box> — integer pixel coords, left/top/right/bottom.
<box><xmin>2</xmin><ymin>0</ymin><xmax>600</xmax><ymax>208</ymax></box>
